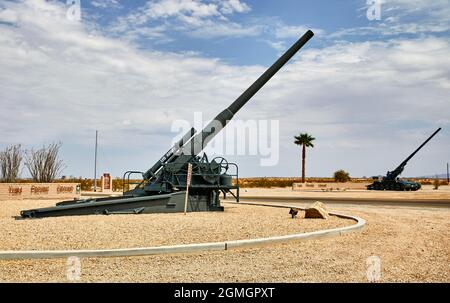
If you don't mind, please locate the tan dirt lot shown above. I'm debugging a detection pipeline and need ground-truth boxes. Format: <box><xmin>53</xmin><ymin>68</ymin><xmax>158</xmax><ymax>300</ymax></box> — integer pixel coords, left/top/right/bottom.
<box><xmin>239</xmin><ymin>185</ymin><xmax>450</xmax><ymax>200</ymax></box>
<box><xmin>0</xmin><ymin>200</ymin><xmax>350</xmax><ymax>250</ymax></box>
<box><xmin>0</xmin><ymin>199</ymin><xmax>449</xmax><ymax>282</ymax></box>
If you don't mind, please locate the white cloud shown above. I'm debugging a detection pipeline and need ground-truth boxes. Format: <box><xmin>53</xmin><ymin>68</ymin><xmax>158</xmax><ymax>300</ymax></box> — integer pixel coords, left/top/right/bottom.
<box><xmin>385</xmin><ymin>0</ymin><xmax>450</xmax><ymax>17</ymax></box>
<box><xmin>140</xmin><ymin>0</ymin><xmax>250</xmax><ymax>20</ymax></box>
<box><xmin>274</xmin><ymin>24</ymin><xmax>324</xmax><ymax>39</ymax></box>
<box><xmin>91</xmin><ymin>0</ymin><xmax>121</xmax><ymax>9</ymax></box>
<box><xmin>262</xmin><ymin>21</ymin><xmax>325</xmax><ymax>52</ymax></box>
<box><xmin>0</xmin><ymin>1</ymin><xmax>259</xmax><ymax>148</ymax></box>
<box><xmin>0</xmin><ymin>0</ymin><xmax>449</xmax><ymax>178</ymax></box>
<box><xmin>145</xmin><ymin>0</ymin><xmax>220</xmax><ymax>20</ymax></box>
<box><xmin>109</xmin><ymin>1</ymin><xmax>316</xmax><ymax>43</ymax></box>
<box><xmin>341</xmin><ymin>0</ymin><xmax>450</xmax><ymax>38</ymax></box>
<box><xmin>273</xmin><ymin>37</ymin><xmax>449</xmax><ymax>176</ymax></box>
<box><xmin>218</xmin><ymin>0</ymin><xmax>251</xmax><ymax>14</ymax></box>
<box><xmin>188</xmin><ymin>19</ymin><xmax>261</xmax><ymax>38</ymax></box>
<box><xmin>266</xmin><ymin>40</ymin><xmax>286</xmax><ymax>53</ymax></box>
<box><xmin>111</xmin><ymin>0</ymin><xmax>256</xmax><ymax>40</ymax></box>
<box><xmin>331</xmin><ymin>22</ymin><xmax>450</xmax><ymax>39</ymax></box>
<box><xmin>0</xmin><ymin>8</ymin><xmax>18</xmax><ymax>23</ymax></box>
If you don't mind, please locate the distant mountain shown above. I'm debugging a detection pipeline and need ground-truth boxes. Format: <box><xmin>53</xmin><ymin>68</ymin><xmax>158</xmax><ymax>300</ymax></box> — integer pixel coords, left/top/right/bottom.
<box><xmin>415</xmin><ymin>173</ymin><xmax>449</xmax><ymax>179</ymax></box>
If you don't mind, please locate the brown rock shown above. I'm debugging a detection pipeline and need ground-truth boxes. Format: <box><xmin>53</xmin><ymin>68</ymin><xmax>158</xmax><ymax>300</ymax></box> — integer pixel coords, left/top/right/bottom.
<box><xmin>305</xmin><ymin>201</ymin><xmax>328</xmax><ymax>219</ymax></box>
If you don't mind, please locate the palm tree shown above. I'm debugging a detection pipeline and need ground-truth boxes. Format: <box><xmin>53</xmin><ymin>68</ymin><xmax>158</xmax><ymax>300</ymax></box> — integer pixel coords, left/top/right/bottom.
<box><xmin>294</xmin><ymin>133</ymin><xmax>315</xmax><ymax>183</ymax></box>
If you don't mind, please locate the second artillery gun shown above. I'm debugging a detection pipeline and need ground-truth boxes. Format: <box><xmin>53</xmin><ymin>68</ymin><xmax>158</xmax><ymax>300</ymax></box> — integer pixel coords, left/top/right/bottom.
<box><xmin>367</xmin><ymin>127</ymin><xmax>441</xmax><ymax>191</ymax></box>
<box><xmin>20</xmin><ymin>30</ymin><xmax>315</xmax><ymax>218</ymax></box>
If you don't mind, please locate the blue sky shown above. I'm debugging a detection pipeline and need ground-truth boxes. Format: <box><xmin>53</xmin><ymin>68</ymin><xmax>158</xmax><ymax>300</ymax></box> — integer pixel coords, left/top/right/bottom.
<box><xmin>0</xmin><ymin>0</ymin><xmax>449</xmax><ymax>179</ymax></box>
<box><xmin>84</xmin><ymin>0</ymin><xmax>363</xmax><ymax>65</ymax></box>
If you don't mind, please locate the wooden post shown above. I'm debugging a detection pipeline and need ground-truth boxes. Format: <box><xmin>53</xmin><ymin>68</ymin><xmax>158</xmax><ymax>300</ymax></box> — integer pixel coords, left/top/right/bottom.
<box><xmin>184</xmin><ymin>163</ymin><xmax>193</xmax><ymax>215</ymax></box>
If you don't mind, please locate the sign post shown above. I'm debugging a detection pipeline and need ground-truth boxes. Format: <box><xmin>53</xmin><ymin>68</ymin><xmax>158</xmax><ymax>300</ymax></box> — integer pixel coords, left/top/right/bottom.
<box><xmin>184</xmin><ymin>163</ymin><xmax>193</xmax><ymax>215</ymax></box>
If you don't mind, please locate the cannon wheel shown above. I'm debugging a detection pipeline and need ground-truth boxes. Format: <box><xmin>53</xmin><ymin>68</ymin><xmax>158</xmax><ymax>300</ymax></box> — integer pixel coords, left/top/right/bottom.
<box><xmin>211</xmin><ymin>157</ymin><xmax>229</xmax><ymax>175</ymax></box>
<box><xmin>199</xmin><ymin>156</ymin><xmax>229</xmax><ymax>184</ymax></box>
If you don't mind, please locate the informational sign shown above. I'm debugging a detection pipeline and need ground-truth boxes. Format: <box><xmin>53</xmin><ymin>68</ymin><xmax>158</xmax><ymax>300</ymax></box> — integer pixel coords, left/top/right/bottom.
<box><xmin>186</xmin><ymin>163</ymin><xmax>193</xmax><ymax>186</ymax></box>
<box><xmin>101</xmin><ymin>173</ymin><xmax>112</xmax><ymax>193</ymax></box>
<box><xmin>184</xmin><ymin>163</ymin><xmax>193</xmax><ymax>215</ymax></box>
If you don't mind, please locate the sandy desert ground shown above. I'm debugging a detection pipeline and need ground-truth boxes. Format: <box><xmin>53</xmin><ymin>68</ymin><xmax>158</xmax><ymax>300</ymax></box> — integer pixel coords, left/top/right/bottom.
<box><xmin>0</xmin><ymin>200</ymin><xmax>351</xmax><ymax>250</ymax></box>
<box><xmin>239</xmin><ymin>185</ymin><xmax>450</xmax><ymax>200</ymax></box>
<box><xmin>0</xmin><ymin>195</ymin><xmax>449</xmax><ymax>282</ymax></box>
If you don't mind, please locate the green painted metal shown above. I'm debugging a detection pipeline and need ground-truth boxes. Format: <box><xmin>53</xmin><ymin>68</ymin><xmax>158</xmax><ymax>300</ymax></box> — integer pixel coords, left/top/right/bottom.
<box><xmin>367</xmin><ymin>128</ymin><xmax>442</xmax><ymax>191</ymax></box>
<box><xmin>20</xmin><ymin>30</ymin><xmax>315</xmax><ymax>218</ymax></box>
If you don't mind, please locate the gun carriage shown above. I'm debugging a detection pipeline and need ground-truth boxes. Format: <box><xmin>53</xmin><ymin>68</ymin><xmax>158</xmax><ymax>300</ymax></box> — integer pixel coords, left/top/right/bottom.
<box><xmin>367</xmin><ymin>128</ymin><xmax>441</xmax><ymax>191</ymax></box>
<box><xmin>21</xmin><ymin>30</ymin><xmax>315</xmax><ymax>218</ymax></box>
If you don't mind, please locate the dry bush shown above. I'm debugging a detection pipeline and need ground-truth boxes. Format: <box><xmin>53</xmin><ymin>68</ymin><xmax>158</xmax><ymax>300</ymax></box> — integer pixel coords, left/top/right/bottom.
<box><xmin>0</xmin><ymin>144</ymin><xmax>23</xmax><ymax>182</ymax></box>
<box><xmin>25</xmin><ymin>142</ymin><xmax>65</xmax><ymax>183</ymax></box>
<box><xmin>236</xmin><ymin>176</ymin><xmax>371</xmax><ymax>188</ymax></box>
<box><xmin>417</xmin><ymin>179</ymin><xmax>447</xmax><ymax>186</ymax></box>
<box><xmin>433</xmin><ymin>178</ymin><xmax>440</xmax><ymax>190</ymax></box>
<box><xmin>113</xmin><ymin>177</ymin><xmax>124</xmax><ymax>192</ymax></box>
<box><xmin>334</xmin><ymin>169</ymin><xmax>351</xmax><ymax>182</ymax></box>
<box><xmin>236</xmin><ymin>177</ymin><xmax>333</xmax><ymax>188</ymax></box>
<box><xmin>419</xmin><ymin>179</ymin><xmax>432</xmax><ymax>185</ymax></box>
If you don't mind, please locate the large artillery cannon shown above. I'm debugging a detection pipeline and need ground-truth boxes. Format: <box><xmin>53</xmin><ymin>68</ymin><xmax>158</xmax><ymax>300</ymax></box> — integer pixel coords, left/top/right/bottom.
<box><xmin>21</xmin><ymin>30</ymin><xmax>315</xmax><ymax>218</ymax></box>
<box><xmin>367</xmin><ymin>127</ymin><xmax>442</xmax><ymax>191</ymax></box>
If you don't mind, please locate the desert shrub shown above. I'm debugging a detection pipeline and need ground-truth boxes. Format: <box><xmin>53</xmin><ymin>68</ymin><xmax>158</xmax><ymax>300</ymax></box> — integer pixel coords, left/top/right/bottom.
<box><xmin>0</xmin><ymin>144</ymin><xmax>22</xmax><ymax>182</ymax></box>
<box><xmin>433</xmin><ymin>178</ymin><xmax>440</xmax><ymax>190</ymax></box>
<box><xmin>334</xmin><ymin>170</ymin><xmax>351</xmax><ymax>182</ymax></box>
<box><xmin>25</xmin><ymin>142</ymin><xmax>65</xmax><ymax>182</ymax></box>
<box><xmin>235</xmin><ymin>177</ymin><xmax>339</xmax><ymax>188</ymax></box>
<box><xmin>113</xmin><ymin>177</ymin><xmax>124</xmax><ymax>192</ymax></box>
<box><xmin>420</xmin><ymin>179</ymin><xmax>447</xmax><ymax>186</ymax></box>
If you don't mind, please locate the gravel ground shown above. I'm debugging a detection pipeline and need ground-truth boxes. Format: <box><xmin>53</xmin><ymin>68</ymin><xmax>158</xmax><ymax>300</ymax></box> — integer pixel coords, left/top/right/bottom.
<box><xmin>0</xmin><ymin>200</ymin><xmax>350</xmax><ymax>251</ymax></box>
<box><xmin>0</xmin><ymin>200</ymin><xmax>449</xmax><ymax>282</ymax></box>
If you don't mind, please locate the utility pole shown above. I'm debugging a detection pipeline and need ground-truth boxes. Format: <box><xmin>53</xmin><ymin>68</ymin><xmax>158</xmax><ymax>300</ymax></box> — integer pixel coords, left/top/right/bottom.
<box><xmin>94</xmin><ymin>130</ymin><xmax>98</xmax><ymax>192</ymax></box>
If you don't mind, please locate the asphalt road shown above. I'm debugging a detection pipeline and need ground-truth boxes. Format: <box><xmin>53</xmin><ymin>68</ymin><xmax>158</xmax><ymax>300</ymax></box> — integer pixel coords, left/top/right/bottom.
<box><xmin>226</xmin><ymin>196</ymin><xmax>450</xmax><ymax>209</ymax></box>
<box><xmin>83</xmin><ymin>192</ymin><xmax>450</xmax><ymax>209</ymax></box>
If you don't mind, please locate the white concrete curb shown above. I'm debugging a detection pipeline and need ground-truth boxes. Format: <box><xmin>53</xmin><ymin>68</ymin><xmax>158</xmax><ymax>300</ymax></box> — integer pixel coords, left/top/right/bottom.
<box><xmin>0</xmin><ymin>242</ymin><xmax>225</xmax><ymax>260</ymax></box>
<box><xmin>225</xmin><ymin>202</ymin><xmax>365</xmax><ymax>249</ymax></box>
<box><xmin>0</xmin><ymin>202</ymin><xmax>365</xmax><ymax>260</ymax></box>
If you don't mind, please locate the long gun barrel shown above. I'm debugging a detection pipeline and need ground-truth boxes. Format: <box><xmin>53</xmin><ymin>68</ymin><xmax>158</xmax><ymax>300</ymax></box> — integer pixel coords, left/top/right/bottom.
<box><xmin>143</xmin><ymin>127</ymin><xmax>196</xmax><ymax>179</ymax></box>
<box><xmin>182</xmin><ymin>30</ymin><xmax>314</xmax><ymax>156</ymax></box>
<box><xmin>19</xmin><ymin>30</ymin><xmax>315</xmax><ymax>218</ymax></box>
<box><xmin>386</xmin><ymin>127</ymin><xmax>442</xmax><ymax>179</ymax></box>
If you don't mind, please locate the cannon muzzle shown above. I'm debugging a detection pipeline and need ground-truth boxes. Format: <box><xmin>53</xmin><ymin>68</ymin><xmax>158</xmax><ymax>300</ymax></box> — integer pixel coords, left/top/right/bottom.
<box><xmin>228</xmin><ymin>30</ymin><xmax>314</xmax><ymax>115</ymax></box>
